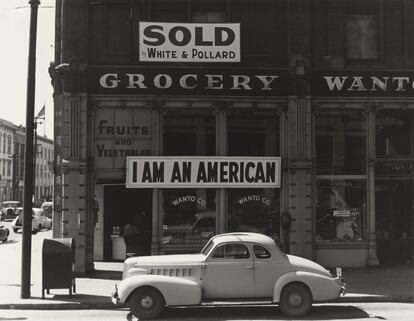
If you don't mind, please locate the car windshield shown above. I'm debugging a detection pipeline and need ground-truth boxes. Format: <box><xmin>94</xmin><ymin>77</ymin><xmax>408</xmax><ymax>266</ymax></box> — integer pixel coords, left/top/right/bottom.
<box><xmin>2</xmin><ymin>202</ymin><xmax>19</xmax><ymax>208</ymax></box>
<box><xmin>200</xmin><ymin>239</ymin><xmax>214</xmax><ymax>256</ymax></box>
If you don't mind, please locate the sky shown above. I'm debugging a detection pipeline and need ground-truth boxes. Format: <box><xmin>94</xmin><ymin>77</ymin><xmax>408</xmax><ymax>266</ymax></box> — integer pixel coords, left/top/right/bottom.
<box><xmin>0</xmin><ymin>0</ymin><xmax>55</xmax><ymax>138</ymax></box>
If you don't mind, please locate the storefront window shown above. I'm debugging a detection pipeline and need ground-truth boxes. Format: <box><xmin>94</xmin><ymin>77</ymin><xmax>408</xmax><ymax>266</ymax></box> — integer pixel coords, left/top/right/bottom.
<box><xmin>228</xmin><ymin>110</ymin><xmax>279</xmax><ymax>156</ymax></box>
<box><xmin>316</xmin><ymin>180</ymin><xmax>366</xmax><ymax>242</ymax></box>
<box><xmin>162</xmin><ymin>189</ymin><xmax>216</xmax><ymax>247</ymax></box>
<box><xmin>228</xmin><ymin>188</ymin><xmax>280</xmax><ymax>241</ymax></box>
<box><xmin>227</xmin><ymin>110</ymin><xmax>280</xmax><ymax>240</ymax></box>
<box><xmin>376</xmin><ymin>110</ymin><xmax>413</xmax><ymax>156</ymax></box>
<box><xmin>163</xmin><ymin>111</ymin><xmax>215</xmax><ymax>156</ymax></box>
<box><xmin>162</xmin><ymin>111</ymin><xmax>216</xmax><ymax>249</ymax></box>
<box><xmin>316</xmin><ymin>112</ymin><xmax>366</xmax><ymax>174</ymax></box>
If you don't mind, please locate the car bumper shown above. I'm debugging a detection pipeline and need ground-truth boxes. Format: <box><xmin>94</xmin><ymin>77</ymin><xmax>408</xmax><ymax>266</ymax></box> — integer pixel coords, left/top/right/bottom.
<box><xmin>334</xmin><ymin>277</ymin><xmax>346</xmax><ymax>296</ymax></box>
<box><xmin>111</xmin><ymin>284</ymin><xmax>120</xmax><ymax>305</ymax></box>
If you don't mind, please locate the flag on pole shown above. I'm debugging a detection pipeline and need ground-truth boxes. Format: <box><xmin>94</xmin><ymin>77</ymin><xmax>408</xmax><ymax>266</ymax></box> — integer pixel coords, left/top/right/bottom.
<box><xmin>36</xmin><ymin>105</ymin><xmax>45</xmax><ymax>119</ymax></box>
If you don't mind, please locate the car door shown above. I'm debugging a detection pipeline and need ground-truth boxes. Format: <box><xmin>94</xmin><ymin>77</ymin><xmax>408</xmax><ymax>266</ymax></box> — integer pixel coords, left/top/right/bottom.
<box><xmin>252</xmin><ymin>244</ymin><xmax>285</xmax><ymax>298</ymax></box>
<box><xmin>203</xmin><ymin>243</ymin><xmax>254</xmax><ymax>299</ymax></box>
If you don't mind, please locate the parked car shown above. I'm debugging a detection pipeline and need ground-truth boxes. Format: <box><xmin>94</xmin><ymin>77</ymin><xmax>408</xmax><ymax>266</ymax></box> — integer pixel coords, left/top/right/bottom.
<box><xmin>112</xmin><ymin>232</ymin><xmax>345</xmax><ymax>319</ymax></box>
<box><xmin>162</xmin><ymin>211</ymin><xmax>216</xmax><ymax>245</ymax></box>
<box><xmin>0</xmin><ymin>201</ymin><xmax>21</xmax><ymax>221</ymax></box>
<box><xmin>0</xmin><ymin>223</ymin><xmax>9</xmax><ymax>243</ymax></box>
<box><xmin>41</xmin><ymin>201</ymin><xmax>53</xmax><ymax>217</ymax></box>
<box><xmin>12</xmin><ymin>208</ymin><xmax>51</xmax><ymax>234</ymax></box>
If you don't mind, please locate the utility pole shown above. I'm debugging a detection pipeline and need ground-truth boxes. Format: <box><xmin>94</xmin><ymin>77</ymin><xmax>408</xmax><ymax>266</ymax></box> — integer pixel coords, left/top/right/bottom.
<box><xmin>21</xmin><ymin>0</ymin><xmax>40</xmax><ymax>299</ymax></box>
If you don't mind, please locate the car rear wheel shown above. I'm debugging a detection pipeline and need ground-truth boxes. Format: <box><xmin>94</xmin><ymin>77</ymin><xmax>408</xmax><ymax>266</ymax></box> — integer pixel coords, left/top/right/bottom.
<box><xmin>129</xmin><ymin>287</ymin><xmax>164</xmax><ymax>320</ymax></box>
<box><xmin>279</xmin><ymin>282</ymin><xmax>312</xmax><ymax>317</ymax></box>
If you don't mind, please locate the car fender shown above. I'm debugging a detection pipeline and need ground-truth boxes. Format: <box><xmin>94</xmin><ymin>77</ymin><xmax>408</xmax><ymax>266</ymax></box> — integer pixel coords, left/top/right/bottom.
<box><xmin>118</xmin><ymin>274</ymin><xmax>202</xmax><ymax>306</ymax></box>
<box><xmin>273</xmin><ymin>271</ymin><xmax>342</xmax><ymax>302</ymax></box>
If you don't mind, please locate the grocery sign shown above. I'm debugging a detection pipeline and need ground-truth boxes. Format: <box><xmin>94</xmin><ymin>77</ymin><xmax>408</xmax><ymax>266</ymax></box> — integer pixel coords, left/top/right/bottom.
<box><xmin>126</xmin><ymin>157</ymin><xmax>281</xmax><ymax>188</ymax></box>
<box><xmin>139</xmin><ymin>22</ymin><xmax>240</xmax><ymax>62</ymax></box>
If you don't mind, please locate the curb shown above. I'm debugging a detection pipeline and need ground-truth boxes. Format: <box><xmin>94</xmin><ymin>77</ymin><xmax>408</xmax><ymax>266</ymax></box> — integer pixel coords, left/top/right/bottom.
<box><xmin>0</xmin><ymin>296</ymin><xmax>412</xmax><ymax>310</ymax></box>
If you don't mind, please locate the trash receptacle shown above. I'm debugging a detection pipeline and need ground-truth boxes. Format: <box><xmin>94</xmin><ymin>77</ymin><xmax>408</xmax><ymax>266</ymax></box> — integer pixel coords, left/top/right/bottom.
<box><xmin>42</xmin><ymin>238</ymin><xmax>76</xmax><ymax>298</ymax></box>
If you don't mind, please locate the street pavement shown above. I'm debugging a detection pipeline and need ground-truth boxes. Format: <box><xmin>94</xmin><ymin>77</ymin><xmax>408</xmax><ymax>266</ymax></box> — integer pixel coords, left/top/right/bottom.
<box><xmin>0</xmin><ymin>303</ymin><xmax>414</xmax><ymax>321</ymax></box>
<box><xmin>0</xmin><ymin>220</ymin><xmax>413</xmax><ymax>311</ymax></box>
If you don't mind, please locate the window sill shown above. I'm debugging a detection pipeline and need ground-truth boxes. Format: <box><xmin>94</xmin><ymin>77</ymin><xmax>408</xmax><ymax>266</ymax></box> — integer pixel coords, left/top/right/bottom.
<box><xmin>315</xmin><ymin>241</ymin><xmax>368</xmax><ymax>249</ymax></box>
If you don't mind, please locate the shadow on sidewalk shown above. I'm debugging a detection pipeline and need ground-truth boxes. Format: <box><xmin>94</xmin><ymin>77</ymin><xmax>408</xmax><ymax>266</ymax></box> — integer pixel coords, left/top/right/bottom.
<box><xmin>145</xmin><ymin>305</ymin><xmax>371</xmax><ymax>320</ymax></box>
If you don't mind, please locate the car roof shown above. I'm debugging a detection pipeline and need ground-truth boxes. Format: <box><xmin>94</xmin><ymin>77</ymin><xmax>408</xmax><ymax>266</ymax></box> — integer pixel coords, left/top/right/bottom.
<box><xmin>211</xmin><ymin>232</ymin><xmax>276</xmax><ymax>247</ymax></box>
<box><xmin>2</xmin><ymin>201</ymin><xmax>20</xmax><ymax>205</ymax></box>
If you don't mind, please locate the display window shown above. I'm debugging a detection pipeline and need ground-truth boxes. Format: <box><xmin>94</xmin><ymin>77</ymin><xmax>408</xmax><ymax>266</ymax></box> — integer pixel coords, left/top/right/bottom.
<box><xmin>163</xmin><ymin>110</ymin><xmax>215</xmax><ymax>156</ymax></box>
<box><xmin>316</xmin><ymin>111</ymin><xmax>366</xmax><ymax>175</ymax></box>
<box><xmin>228</xmin><ymin>110</ymin><xmax>280</xmax><ymax>156</ymax></box>
<box><xmin>227</xmin><ymin>110</ymin><xmax>281</xmax><ymax>240</ymax></box>
<box><xmin>227</xmin><ymin>188</ymin><xmax>280</xmax><ymax>241</ymax></box>
<box><xmin>376</xmin><ymin>110</ymin><xmax>413</xmax><ymax>156</ymax></box>
<box><xmin>162</xmin><ymin>189</ymin><xmax>216</xmax><ymax>246</ymax></box>
<box><xmin>162</xmin><ymin>110</ymin><xmax>216</xmax><ymax>248</ymax></box>
<box><xmin>316</xmin><ymin>180</ymin><xmax>366</xmax><ymax>242</ymax></box>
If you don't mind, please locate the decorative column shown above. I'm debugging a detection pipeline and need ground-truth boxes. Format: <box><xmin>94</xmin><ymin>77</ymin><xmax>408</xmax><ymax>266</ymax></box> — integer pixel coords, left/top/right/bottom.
<box><xmin>287</xmin><ymin>56</ymin><xmax>313</xmax><ymax>259</ymax></box>
<box><xmin>366</xmin><ymin>104</ymin><xmax>380</xmax><ymax>266</ymax></box>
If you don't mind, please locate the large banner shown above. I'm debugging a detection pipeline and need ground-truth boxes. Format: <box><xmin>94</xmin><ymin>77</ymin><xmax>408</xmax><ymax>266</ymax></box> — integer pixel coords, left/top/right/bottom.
<box><xmin>139</xmin><ymin>22</ymin><xmax>240</xmax><ymax>63</ymax></box>
<box><xmin>126</xmin><ymin>157</ymin><xmax>281</xmax><ymax>188</ymax></box>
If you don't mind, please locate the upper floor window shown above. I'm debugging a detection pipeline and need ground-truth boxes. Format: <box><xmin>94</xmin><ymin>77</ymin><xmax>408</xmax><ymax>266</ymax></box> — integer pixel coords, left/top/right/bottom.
<box><xmin>346</xmin><ymin>0</ymin><xmax>379</xmax><ymax>60</ymax></box>
<box><xmin>191</xmin><ymin>0</ymin><xmax>226</xmax><ymax>22</ymax></box>
<box><xmin>2</xmin><ymin>134</ymin><xmax>6</xmax><ymax>153</ymax></box>
<box><xmin>7</xmin><ymin>135</ymin><xmax>11</xmax><ymax>154</ymax></box>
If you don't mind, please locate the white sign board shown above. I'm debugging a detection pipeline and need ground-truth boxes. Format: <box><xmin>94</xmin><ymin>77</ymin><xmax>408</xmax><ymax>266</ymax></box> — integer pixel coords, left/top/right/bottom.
<box><xmin>126</xmin><ymin>157</ymin><xmax>281</xmax><ymax>188</ymax></box>
<box><xmin>139</xmin><ymin>22</ymin><xmax>240</xmax><ymax>63</ymax></box>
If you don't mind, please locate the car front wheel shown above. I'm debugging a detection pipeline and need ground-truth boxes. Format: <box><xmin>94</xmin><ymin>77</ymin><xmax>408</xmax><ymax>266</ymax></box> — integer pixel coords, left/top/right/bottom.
<box><xmin>129</xmin><ymin>287</ymin><xmax>164</xmax><ymax>320</ymax></box>
<box><xmin>279</xmin><ymin>282</ymin><xmax>312</xmax><ymax>317</ymax></box>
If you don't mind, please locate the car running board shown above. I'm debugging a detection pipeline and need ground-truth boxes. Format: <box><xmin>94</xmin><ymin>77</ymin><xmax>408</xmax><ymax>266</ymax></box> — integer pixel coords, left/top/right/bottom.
<box><xmin>201</xmin><ymin>299</ymin><xmax>273</xmax><ymax>306</ymax></box>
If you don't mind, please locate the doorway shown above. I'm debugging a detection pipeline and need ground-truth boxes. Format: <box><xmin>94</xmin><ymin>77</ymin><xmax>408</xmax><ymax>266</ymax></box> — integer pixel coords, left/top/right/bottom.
<box><xmin>375</xmin><ymin>180</ymin><xmax>413</xmax><ymax>264</ymax></box>
<box><xmin>103</xmin><ymin>185</ymin><xmax>152</xmax><ymax>260</ymax></box>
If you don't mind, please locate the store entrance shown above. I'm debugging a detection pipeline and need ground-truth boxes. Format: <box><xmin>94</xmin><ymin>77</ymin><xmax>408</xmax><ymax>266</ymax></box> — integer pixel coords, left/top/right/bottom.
<box><xmin>103</xmin><ymin>185</ymin><xmax>152</xmax><ymax>261</ymax></box>
<box><xmin>375</xmin><ymin>180</ymin><xmax>413</xmax><ymax>264</ymax></box>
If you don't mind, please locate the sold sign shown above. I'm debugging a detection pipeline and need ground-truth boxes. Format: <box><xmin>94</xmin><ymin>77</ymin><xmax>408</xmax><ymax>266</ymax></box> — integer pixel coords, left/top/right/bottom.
<box><xmin>139</xmin><ymin>22</ymin><xmax>240</xmax><ymax>63</ymax></box>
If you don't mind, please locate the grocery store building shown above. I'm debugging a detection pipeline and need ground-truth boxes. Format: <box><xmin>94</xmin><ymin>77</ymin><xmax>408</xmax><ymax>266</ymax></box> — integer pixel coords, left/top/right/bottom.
<box><xmin>51</xmin><ymin>0</ymin><xmax>413</xmax><ymax>272</ymax></box>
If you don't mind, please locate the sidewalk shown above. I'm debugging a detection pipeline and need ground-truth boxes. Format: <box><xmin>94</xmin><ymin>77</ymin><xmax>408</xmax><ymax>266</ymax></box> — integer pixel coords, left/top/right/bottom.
<box><xmin>0</xmin><ymin>261</ymin><xmax>412</xmax><ymax>310</ymax></box>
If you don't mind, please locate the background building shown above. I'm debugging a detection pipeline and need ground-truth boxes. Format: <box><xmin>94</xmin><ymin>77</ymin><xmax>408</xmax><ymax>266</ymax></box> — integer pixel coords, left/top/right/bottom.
<box><xmin>51</xmin><ymin>0</ymin><xmax>413</xmax><ymax>273</ymax></box>
<box><xmin>0</xmin><ymin>119</ymin><xmax>16</xmax><ymax>203</ymax></box>
<box><xmin>0</xmin><ymin>119</ymin><xmax>53</xmax><ymax>206</ymax></box>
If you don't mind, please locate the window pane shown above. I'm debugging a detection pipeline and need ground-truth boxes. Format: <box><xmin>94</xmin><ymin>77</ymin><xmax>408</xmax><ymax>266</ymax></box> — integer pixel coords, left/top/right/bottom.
<box><xmin>163</xmin><ymin>111</ymin><xmax>215</xmax><ymax>156</ymax></box>
<box><xmin>316</xmin><ymin>112</ymin><xmax>366</xmax><ymax>174</ymax></box>
<box><xmin>376</xmin><ymin>110</ymin><xmax>413</xmax><ymax>156</ymax></box>
<box><xmin>253</xmin><ymin>245</ymin><xmax>271</xmax><ymax>259</ymax></box>
<box><xmin>89</xmin><ymin>4</ymin><xmax>131</xmax><ymax>62</ymax></box>
<box><xmin>347</xmin><ymin>14</ymin><xmax>378</xmax><ymax>59</ymax></box>
<box><xmin>228</xmin><ymin>111</ymin><xmax>279</xmax><ymax>156</ymax></box>
<box><xmin>228</xmin><ymin>188</ymin><xmax>280</xmax><ymax>241</ymax></box>
<box><xmin>212</xmin><ymin>244</ymin><xmax>250</xmax><ymax>259</ymax></box>
<box><xmin>316</xmin><ymin>180</ymin><xmax>366</xmax><ymax>241</ymax></box>
<box><xmin>162</xmin><ymin>189</ymin><xmax>216</xmax><ymax>247</ymax></box>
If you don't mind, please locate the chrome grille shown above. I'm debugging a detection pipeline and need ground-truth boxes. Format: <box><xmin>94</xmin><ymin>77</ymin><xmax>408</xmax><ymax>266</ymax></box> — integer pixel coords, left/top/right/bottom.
<box><xmin>148</xmin><ymin>267</ymin><xmax>194</xmax><ymax>277</ymax></box>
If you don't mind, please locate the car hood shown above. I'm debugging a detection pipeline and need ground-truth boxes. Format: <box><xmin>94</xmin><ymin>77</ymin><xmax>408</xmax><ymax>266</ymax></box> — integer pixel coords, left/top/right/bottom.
<box><xmin>287</xmin><ymin>254</ymin><xmax>331</xmax><ymax>277</ymax></box>
<box><xmin>127</xmin><ymin>253</ymin><xmax>204</xmax><ymax>267</ymax></box>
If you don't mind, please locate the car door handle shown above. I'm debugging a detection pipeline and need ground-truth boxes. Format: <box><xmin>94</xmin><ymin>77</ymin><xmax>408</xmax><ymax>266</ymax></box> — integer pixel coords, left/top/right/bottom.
<box><xmin>244</xmin><ymin>265</ymin><xmax>254</xmax><ymax>269</ymax></box>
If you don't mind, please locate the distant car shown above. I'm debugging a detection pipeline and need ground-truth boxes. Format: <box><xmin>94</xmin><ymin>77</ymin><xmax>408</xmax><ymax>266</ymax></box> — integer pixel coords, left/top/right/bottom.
<box><xmin>0</xmin><ymin>223</ymin><xmax>9</xmax><ymax>243</ymax></box>
<box><xmin>12</xmin><ymin>208</ymin><xmax>51</xmax><ymax>234</ymax></box>
<box><xmin>112</xmin><ymin>232</ymin><xmax>345</xmax><ymax>319</ymax></box>
<box><xmin>41</xmin><ymin>201</ymin><xmax>53</xmax><ymax>228</ymax></box>
<box><xmin>0</xmin><ymin>201</ymin><xmax>20</xmax><ymax>221</ymax></box>
<box><xmin>162</xmin><ymin>211</ymin><xmax>216</xmax><ymax>244</ymax></box>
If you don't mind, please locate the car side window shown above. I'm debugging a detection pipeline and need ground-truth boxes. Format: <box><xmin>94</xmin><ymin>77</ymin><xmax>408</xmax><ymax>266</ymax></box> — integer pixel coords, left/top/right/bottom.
<box><xmin>253</xmin><ymin>245</ymin><xmax>271</xmax><ymax>259</ymax></box>
<box><xmin>212</xmin><ymin>244</ymin><xmax>250</xmax><ymax>259</ymax></box>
